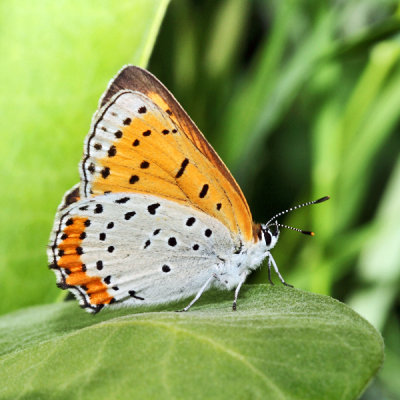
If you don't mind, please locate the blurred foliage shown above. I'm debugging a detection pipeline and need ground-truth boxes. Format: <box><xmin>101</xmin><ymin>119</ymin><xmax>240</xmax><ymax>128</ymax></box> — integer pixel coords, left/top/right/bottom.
<box><xmin>149</xmin><ymin>1</ymin><xmax>400</xmax><ymax>398</ymax></box>
<box><xmin>0</xmin><ymin>0</ymin><xmax>399</xmax><ymax>398</ymax></box>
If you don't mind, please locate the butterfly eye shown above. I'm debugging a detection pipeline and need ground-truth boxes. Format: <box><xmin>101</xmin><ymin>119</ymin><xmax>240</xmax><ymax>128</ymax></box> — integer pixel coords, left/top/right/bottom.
<box><xmin>264</xmin><ymin>231</ymin><xmax>272</xmax><ymax>246</ymax></box>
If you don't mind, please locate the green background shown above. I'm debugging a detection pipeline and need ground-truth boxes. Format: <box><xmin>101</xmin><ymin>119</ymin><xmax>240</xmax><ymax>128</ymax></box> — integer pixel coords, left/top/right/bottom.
<box><xmin>0</xmin><ymin>0</ymin><xmax>398</xmax><ymax>399</ymax></box>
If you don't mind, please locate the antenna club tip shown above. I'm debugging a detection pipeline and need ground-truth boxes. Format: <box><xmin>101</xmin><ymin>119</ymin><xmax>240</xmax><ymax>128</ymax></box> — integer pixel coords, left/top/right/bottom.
<box><xmin>310</xmin><ymin>231</ymin><xmax>315</xmax><ymax>236</ymax></box>
<box><xmin>302</xmin><ymin>230</ymin><xmax>314</xmax><ymax>236</ymax></box>
<box><xmin>315</xmin><ymin>196</ymin><xmax>330</xmax><ymax>204</ymax></box>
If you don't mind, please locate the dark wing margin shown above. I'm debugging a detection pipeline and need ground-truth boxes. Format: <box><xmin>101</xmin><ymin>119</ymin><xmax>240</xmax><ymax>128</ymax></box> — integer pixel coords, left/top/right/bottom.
<box><xmin>58</xmin><ymin>183</ymin><xmax>80</xmax><ymax>211</ymax></box>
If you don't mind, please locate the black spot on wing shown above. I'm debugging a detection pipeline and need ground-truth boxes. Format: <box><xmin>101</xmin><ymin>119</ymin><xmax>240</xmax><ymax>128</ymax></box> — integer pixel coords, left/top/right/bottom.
<box><xmin>101</xmin><ymin>167</ymin><xmax>110</xmax><ymax>179</ymax></box>
<box><xmin>199</xmin><ymin>184</ymin><xmax>209</xmax><ymax>198</ymax></box>
<box><xmin>147</xmin><ymin>203</ymin><xmax>160</xmax><ymax>215</ymax></box>
<box><xmin>162</xmin><ymin>265</ymin><xmax>171</xmax><ymax>273</ymax></box>
<box><xmin>168</xmin><ymin>237</ymin><xmax>177</xmax><ymax>247</ymax></box>
<box><xmin>176</xmin><ymin>158</ymin><xmax>189</xmax><ymax>178</ymax></box>
<box><xmin>186</xmin><ymin>217</ymin><xmax>195</xmax><ymax>226</ymax></box>
<box><xmin>115</xmin><ymin>197</ymin><xmax>129</xmax><ymax>204</ymax></box>
<box><xmin>129</xmin><ymin>175</ymin><xmax>139</xmax><ymax>184</ymax></box>
<box><xmin>94</xmin><ymin>204</ymin><xmax>103</xmax><ymax>214</ymax></box>
<box><xmin>108</xmin><ymin>145</ymin><xmax>117</xmax><ymax>157</ymax></box>
<box><xmin>125</xmin><ymin>211</ymin><xmax>136</xmax><ymax>220</ymax></box>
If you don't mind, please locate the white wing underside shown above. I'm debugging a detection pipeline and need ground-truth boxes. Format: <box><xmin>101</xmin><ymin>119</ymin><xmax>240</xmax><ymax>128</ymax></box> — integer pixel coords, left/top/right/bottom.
<box><xmin>49</xmin><ymin>193</ymin><xmax>236</xmax><ymax>309</ymax></box>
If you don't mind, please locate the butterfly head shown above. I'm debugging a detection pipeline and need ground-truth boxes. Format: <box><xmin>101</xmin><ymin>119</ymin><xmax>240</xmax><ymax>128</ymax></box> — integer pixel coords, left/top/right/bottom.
<box><xmin>260</xmin><ymin>222</ymin><xmax>280</xmax><ymax>250</ymax></box>
<box><xmin>260</xmin><ymin>196</ymin><xmax>330</xmax><ymax>249</ymax></box>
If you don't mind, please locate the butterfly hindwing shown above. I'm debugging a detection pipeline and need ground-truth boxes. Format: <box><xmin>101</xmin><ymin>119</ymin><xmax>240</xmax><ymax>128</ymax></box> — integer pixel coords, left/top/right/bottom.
<box><xmin>48</xmin><ymin>193</ymin><xmax>234</xmax><ymax>312</ymax></box>
<box><xmin>81</xmin><ymin>66</ymin><xmax>255</xmax><ymax>243</ymax></box>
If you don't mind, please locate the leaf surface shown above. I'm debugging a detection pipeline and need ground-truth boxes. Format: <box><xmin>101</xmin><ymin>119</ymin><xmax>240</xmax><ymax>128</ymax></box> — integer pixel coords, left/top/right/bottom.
<box><xmin>0</xmin><ymin>285</ymin><xmax>383</xmax><ymax>400</ymax></box>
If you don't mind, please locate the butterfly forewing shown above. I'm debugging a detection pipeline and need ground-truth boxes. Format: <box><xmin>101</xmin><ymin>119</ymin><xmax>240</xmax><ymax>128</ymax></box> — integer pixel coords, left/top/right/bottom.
<box><xmin>99</xmin><ymin>65</ymin><xmax>247</xmax><ymax>200</ymax></box>
<box><xmin>48</xmin><ymin>193</ymin><xmax>234</xmax><ymax>312</ymax></box>
<box><xmin>81</xmin><ymin>69</ymin><xmax>255</xmax><ymax>242</ymax></box>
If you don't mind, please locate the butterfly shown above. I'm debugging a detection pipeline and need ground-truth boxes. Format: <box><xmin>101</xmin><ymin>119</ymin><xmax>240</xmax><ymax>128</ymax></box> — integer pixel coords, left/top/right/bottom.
<box><xmin>48</xmin><ymin>66</ymin><xmax>329</xmax><ymax>313</ymax></box>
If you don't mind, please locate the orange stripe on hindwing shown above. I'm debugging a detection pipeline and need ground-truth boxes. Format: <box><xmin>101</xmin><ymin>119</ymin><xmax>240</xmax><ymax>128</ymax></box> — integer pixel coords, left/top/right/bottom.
<box><xmin>57</xmin><ymin>217</ymin><xmax>113</xmax><ymax>305</ymax></box>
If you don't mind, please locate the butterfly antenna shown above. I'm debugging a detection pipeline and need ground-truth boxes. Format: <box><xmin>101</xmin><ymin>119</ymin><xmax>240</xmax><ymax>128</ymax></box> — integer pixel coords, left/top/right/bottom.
<box><xmin>277</xmin><ymin>223</ymin><xmax>314</xmax><ymax>236</ymax></box>
<box><xmin>265</xmin><ymin>196</ymin><xmax>330</xmax><ymax>227</ymax></box>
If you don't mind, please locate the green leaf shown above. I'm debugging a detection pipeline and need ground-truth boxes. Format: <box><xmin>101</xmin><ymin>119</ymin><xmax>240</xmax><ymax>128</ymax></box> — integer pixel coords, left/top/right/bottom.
<box><xmin>0</xmin><ymin>285</ymin><xmax>383</xmax><ymax>400</ymax></box>
<box><xmin>0</xmin><ymin>0</ymin><xmax>170</xmax><ymax>315</ymax></box>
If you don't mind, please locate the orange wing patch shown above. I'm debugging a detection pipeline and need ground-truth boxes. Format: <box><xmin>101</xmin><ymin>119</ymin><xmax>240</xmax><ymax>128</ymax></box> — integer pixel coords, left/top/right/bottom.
<box><xmin>50</xmin><ymin>216</ymin><xmax>113</xmax><ymax>311</ymax></box>
<box><xmin>81</xmin><ymin>69</ymin><xmax>255</xmax><ymax>243</ymax></box>
<box><xmin>100</xmin><ymin>66</ymin><xmax>251</xmax><ymax>218</ymax></box>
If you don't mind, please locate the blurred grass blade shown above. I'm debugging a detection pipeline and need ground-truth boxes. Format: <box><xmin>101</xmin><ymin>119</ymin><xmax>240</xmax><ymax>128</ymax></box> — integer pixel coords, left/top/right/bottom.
<box><xmin>215</xmin><ymin>1</ymin><xmax>300</xmax><ymax>166</ymax></box>
<box><xmin>338</xmin><ymin>42</ymin><xmax>400</xmax><ymax>228</ymax></box>
<box><xmin>205</xmin><ymin>0</ymin><xmax>250</xmax><ymax>80</ymax></box>
<box><xmin>348</xmin><ymin>154</ymin><xmax>400</xmax><ymax>329</ymax></box>
<box><xmin>217</xmin><ymin>7</ymin><xmax>334</xmax><ymax>185</ymax></box>
<box><xmin>341</xmin><ymin>42</ymin><xmax>400</xmax><ymax>147</ymax></box>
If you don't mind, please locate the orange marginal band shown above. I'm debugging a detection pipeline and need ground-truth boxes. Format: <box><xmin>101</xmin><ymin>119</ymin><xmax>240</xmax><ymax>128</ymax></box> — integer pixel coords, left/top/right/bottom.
<box><xmin>57</xmin><ymin>216</ymin><xmax>113</xmax><ymax>305</ymax></box>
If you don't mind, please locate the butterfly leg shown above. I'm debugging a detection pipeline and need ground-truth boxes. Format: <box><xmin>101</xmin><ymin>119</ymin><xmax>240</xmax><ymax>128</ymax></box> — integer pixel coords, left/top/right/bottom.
<box><xmin>177</xmin><ymin>274</ymin><xmax>216</xmax><ymax>312</ymax></box>
<box><xmin>267</xmin><ymin>257</ymin><xmax>274</xmax><ymax>285</ymax></box>
<box><xmin>268</xmin><ymin>252</ymin><xmax>293</xmax><ymax>288</ymax></box>
<box><xmin>232</xmin><ymin>273</ymin><xmax>247</xmax><ymax>311</ymax></box>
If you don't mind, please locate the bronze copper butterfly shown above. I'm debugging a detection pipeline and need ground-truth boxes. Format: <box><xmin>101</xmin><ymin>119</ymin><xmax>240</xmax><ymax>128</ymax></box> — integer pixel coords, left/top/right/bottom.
<box><xmin>48</xmin><ymin>66</ymin><xmax>329</xmax><ymax>313</ymax></box>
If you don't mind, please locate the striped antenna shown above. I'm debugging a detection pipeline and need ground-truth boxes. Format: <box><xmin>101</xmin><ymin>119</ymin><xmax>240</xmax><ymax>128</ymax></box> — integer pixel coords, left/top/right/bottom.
<box><xmin>266</xmin><ymin>196</ymin><xmax>330</xmax><ymax>227</ymax></box>
<box><xmin>277</xmin><ymin>223</ymin><xmax>314</xmax><ymax>236</ymax></box>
